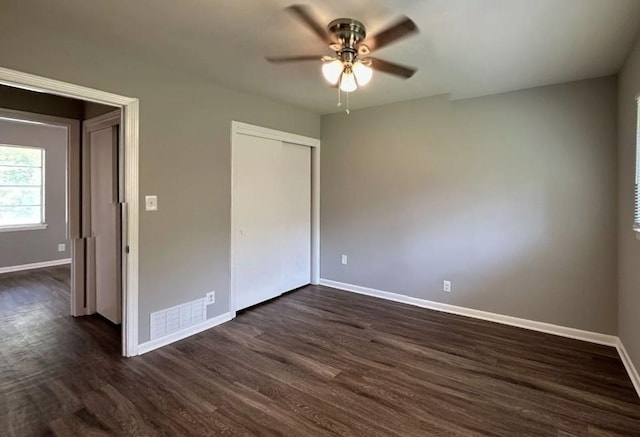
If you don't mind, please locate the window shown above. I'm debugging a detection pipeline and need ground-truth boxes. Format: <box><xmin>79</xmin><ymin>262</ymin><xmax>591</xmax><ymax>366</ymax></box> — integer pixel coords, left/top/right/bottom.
<box><xmin>0</xmin><ymin>145</ymin><xmax>45</xmax><ymax>229</ymax></box>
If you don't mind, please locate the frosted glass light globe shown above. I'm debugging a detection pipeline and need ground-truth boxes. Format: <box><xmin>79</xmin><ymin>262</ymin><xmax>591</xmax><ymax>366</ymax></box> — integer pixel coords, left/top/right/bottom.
<box><xmin>322</xmin><ymin>59</ymin><xmax>343</xmax><ymax>85</ymax></box>
<box><xmin>340</xmin><ymin>71</ymin><xmax>357</xmax><ymax>92</ymax></box>
<box><xmin>353</xmin><ymin>60</ymin><xmax>373</xmax><ymax>86</ymax></box>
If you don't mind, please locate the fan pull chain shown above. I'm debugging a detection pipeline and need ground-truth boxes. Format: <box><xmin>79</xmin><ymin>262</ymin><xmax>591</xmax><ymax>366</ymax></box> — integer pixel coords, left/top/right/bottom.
<box><xmin>336</xmin><ymin>74</ymin><xmax>349</xmax><ymax>115</ymax></box>
<box><xmin>337</xmin><ymin>73</ymin><xmax>342</xmax><ymax>107</ymax></box>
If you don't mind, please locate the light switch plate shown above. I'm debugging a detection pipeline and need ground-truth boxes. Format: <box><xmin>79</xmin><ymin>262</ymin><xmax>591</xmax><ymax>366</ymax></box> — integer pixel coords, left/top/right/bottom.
<box><xmin>145</xmin><ymin>195</ymin><xmax>158</xmax><ymax>211</ymax></box>
<box><xmin>57</xmin><ymin>243</ymin><xmax>66</xmax><ymax>252</ymax></box>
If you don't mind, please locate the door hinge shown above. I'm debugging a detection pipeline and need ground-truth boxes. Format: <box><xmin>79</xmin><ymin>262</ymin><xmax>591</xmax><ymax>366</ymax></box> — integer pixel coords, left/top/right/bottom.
<box><xmin>125</xmin><ymin>245</ymin><xmax>130</xmax><ymax>254</ymax></box>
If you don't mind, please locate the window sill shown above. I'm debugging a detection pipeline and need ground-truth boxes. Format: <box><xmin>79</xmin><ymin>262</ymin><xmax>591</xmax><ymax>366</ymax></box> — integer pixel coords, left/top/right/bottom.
<box><xmin>0</xmin><ymin>224</ymin><xmax>48</xmax><ymax>233</ymax></box>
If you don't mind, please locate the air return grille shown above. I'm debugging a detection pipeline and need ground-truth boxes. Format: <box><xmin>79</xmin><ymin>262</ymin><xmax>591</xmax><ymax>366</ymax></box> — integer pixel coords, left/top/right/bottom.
<box><xmin>150</xmin><ymin>298</ymin><xmax>206</xmax><ymax>341</ymax></box>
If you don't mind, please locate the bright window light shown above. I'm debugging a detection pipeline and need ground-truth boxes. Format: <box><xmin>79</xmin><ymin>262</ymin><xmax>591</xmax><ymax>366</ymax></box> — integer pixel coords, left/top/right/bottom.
<box><xmin>0</xmin><ymin>145</ymin><xmax>45</xmax><ymax>228</ymax></box>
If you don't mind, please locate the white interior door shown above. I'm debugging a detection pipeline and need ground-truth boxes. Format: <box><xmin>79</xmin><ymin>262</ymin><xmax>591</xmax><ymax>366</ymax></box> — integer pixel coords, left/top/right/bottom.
<box><xmin>233</xmin><ymin>134</ymin><xmax>311</xmax><ymax>311</ymax></box>
<box><xmin>281</xmin><ymin>142</ymin><xmax>311</xmax><ymax>291</ymax></box>
<box><xmin>89</xmin><ymin>126</ymin><xmax>121</xmax><ymax>324</ymax></box>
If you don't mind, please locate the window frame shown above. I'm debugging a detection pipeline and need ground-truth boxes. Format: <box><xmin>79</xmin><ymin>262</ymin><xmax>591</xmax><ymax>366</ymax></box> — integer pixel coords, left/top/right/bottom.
<box><xmin>0</xmin><ymin>143</ymin><xmax>47</xmax><ymax>232</ymax></box>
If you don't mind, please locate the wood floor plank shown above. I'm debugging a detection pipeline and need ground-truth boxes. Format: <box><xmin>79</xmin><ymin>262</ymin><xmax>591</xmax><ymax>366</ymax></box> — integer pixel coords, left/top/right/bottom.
<box><xmin>1</xmin><ymin>266</ymin><xmax>639</xmax><ymax>436</ymax></box>
<box><xmin>173</xmin><ymin>338</ymin><xmax>400</xmax><ymax>436</ymax></box>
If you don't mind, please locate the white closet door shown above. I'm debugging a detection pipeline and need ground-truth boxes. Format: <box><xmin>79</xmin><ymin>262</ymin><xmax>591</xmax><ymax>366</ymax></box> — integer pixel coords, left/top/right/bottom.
<box><xmin>233</xmin><ymin>135</ymin><xmax>311</xmax><ymax>311</ymax></box>
<box><xmin>234</xmin><ymin>134</ymin><xmax>285</xmax><ymax>311</ymax></box>
<box><xmin>281</xmin><ymin>143</ymin><xmax>311</xmax><ymax>292</ymax></box>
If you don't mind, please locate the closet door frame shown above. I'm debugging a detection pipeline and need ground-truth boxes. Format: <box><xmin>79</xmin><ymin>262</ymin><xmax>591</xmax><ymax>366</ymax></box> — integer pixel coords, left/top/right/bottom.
<box><xmin>230</xmin><ymin>121</ymin><xmax>320</xmax><ymax>318</ymax></box>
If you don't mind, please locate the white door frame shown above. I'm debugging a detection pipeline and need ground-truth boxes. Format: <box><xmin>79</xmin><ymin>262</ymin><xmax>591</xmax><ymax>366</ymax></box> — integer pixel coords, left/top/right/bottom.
<box><xmin>0</xmin><ymin>67</ymin><xmax>140</xmax><ymax>357</ymax></box>
<box><xmin>230</xmin><ymin>121</ymin><xmax>320</xmax><ymax>317</ymax></box>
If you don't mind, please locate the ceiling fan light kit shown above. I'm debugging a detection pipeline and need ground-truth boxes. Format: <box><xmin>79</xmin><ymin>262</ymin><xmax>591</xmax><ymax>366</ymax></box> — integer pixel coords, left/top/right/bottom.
<box><xmin>322</xmin><ymin>58</ymin><xmax>373</xmax><ymax>91</ymax></box>
<box><xmin>322</xmin><ymin>18</ymin><xmax>372</xmax><ymax>93</ymax></box>
<box><xmin>266</xmin><ymin>5</ymin><xmax>419</xmax><ymax>113</ymax></box>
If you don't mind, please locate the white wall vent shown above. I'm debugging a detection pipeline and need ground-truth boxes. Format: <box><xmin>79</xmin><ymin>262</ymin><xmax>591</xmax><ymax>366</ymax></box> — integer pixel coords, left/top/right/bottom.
<box><xmin>150</xmin><ymin>298</ymin><xmax>206</xmax><ymax>341</ymax></box>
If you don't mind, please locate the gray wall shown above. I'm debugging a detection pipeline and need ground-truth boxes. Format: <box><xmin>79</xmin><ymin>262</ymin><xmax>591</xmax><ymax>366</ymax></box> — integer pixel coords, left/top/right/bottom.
<box><xmin>0</xmin><ymin>119</ymin><xmax>69</xmax><ymax>266</ymax></box>
<box><xmin>83</xmin><ymin>101</ymin><xmax>118</xmax><ymax>119</ymax></box>
<box><xmin>0</xmin><ymin>84</ymin><xmax>84</xmax><ymax>119</ymax></box>
<box><xmin>618</xmin><ymin>37</ymin><xmax>640</xmax><ymax>371</ymax></box>
<box><xmin>321</xmin><ymin>77</ymin><xmax>618</xmax><ymax>334</ymax></box>
<box><xmin>0</xmin><ymin>84</ymin><xmax>114</xmax><ymax>120</ymax></box>
<box><xmin>0</xmin><ymin>85</ymin><xmax>85</xmax><ymax>120</ymax></box>
<box><xmin>0</xmin><ymin>14</ymin><xmax>320</xmax><ymax>342</ymax></box>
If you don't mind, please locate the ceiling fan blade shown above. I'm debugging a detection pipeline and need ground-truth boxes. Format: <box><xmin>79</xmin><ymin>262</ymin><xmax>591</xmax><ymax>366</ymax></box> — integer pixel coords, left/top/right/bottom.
<box><xmin>286</xmin><ymin>5</ymin><xmax>333</xmax><ymax>44</ymax></box>
<box><xmin>365</xmin><ymin>16</ymin><xmax>418</xmax><ymax>52</ymax></box>
<box><xmin>369</xmin><ymin>58</ymin><xmax>416</xmax><ymax>79</ymax></box>
<box><xmin>265</xmin><ymin>55</ymin><xmax>325</xmax><ymax>63</ymax></box>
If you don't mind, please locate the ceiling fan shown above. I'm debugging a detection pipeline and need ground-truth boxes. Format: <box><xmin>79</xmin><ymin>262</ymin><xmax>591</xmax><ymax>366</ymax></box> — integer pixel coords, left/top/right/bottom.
<box><xmin>266</xmin><ymin>5</ymin><xmax>419</xmax><ymax>99</ymax></box>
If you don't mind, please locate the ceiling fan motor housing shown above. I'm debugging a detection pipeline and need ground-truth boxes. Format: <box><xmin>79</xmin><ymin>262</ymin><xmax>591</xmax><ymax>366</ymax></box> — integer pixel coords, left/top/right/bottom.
<box><xmin>328</xmin><ymin>18</ymin><xmax>367</xmax><ymax>63</ymax></box>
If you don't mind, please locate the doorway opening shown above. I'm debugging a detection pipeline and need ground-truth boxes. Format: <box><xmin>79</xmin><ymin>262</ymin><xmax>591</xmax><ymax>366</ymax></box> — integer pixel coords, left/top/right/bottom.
<box><xmin>0</xmin><ymin>66</ymin><xmax>140</xmax><ymax>357</ymax></box>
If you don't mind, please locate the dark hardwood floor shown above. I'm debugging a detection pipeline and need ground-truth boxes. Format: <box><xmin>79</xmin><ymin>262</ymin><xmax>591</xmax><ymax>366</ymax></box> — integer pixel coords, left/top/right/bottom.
<box><xmin>1</xmin><ymin>266</ymin><xmax>639</xmax><ymax>436</ymax></box>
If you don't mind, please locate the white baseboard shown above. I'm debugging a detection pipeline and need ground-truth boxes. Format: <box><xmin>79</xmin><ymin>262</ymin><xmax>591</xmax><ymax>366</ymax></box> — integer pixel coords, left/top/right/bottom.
<box><xmin>616</xmin><ymin>339</ymin><xmax>640</xmax><ymax>397</ymax></box>
<box><xmin>318</xmin><ymin>279</ymin><xmax>617</xmax><ymax>346</ymax></box>
<box><xmin>137</xmin><ymin>312</ymin><xmax>233</xmax><ymax>355</ymax></box>
<box><xmin>0</xmin><ymin>258</ymin><xmax>71</xmax><ymax>275</ymax></box>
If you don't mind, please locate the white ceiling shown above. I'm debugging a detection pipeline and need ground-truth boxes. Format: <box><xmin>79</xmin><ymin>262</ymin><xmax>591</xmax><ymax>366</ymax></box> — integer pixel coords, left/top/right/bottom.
<box><xmin>4</xmin><ymin>0</ymin><xmax>640</xmax><ymax>113</ymax></box>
